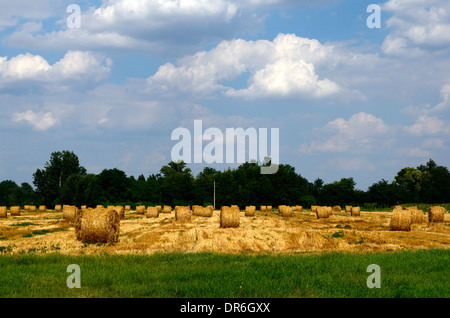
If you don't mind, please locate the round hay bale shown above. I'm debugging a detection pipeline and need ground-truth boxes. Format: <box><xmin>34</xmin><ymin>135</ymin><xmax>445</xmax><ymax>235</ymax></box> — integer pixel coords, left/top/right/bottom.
<box><xmin>146</xmin><ymin>206</ymin><xmax>159</xmax><ymax>218</ymax></box>
<box><xmin>115</xmin><ymin>206</ymin><xmax>125</xmax><ymax>220</ymax></box>
<box><xmin>77</xmin><ymin>208</ymin><xmax>120</xmax><ymax>243</ymax></box>
<box><xmin>260</xmin><ymin>206</ymin><xmax>267</xmax><ymax>211</ymax></box>
<box><xmin>245</xmin><ymin>206</ymin><xmax>256</xmax><ymax>217</ymax></box>
<box><xmin>316</xmin><ymin>206</ymin><xmax>329</xmax><ymax>219</ymax></box>
<box><xmin>311</xmin><ymin>205</ymin><xmax>318</xmax><ymax>213</ymax></box>
<box><xmin>327</xmin><ymin>206</ymin><xmax>333</xmax><ymax>216</ymax></box>
<box><xmin>39</xmin><ymin>205</ymin><xmax>47</xmax><ymax>212</ymax></box>
<box><xmin>279</xmin><ymin>205</ymin><xmax>293</xmax><ymax>217</ymax></box>
<box><xmin>345</xmin><ymin>205</ymin><xmax>352</xmax><ymax>213</ymax></box>
<box><xmin>394</xmin><ymin>205</ymin><xmax>402</xmax><ymax>210</ymax></box>
<box><xmin>63</xmin><ymin>205</ymin><xmax>78</xmax><ymax>222</ymax></box>
<box><xmin>351</xmin><ymin>206</ymin><xmax>360</xmax><ymax>217</ymax></box>
<box><xmin>267</xmin><ymin>205</ymin><xmax>272</xmax><ymax>211</ymax></box>
<box><xmin>0</xmin><ymin>206</ymin><xmax>7</xmax><ymax>218</ymax></box>
<box><xmin>96</xmin><ymin>205</ymin><xmax>104</xmax><ymax>209</ymax></box>
<box><xmin>175</xmin><ymin>206</ymin><xmax>191</xmax><ymax>223</ymax></box>
<box><xmin>156</xmin><ymin>205</ymin><xmax>162</xmax><ymax>212</ymax></box>
<box><xmin>332</xmin><ymin>205</ymin><xmax>341</xmax><ymax>212</ymax></box>
<box><xmin>136</xmin><ymin>205</ymin><xmax>146</xmax><ymax>215</ymax></box>
<box><xmin>10</xmin><ymin>206</ymin><xmax>21</xmax><ymax>216</ymax></box>
<box><xmin>81</xmin><ymin>205</ymin><xmax>87</xmax><ymax>210</ymax></box>
<box><xmin>411</xmin><ymin>209</ymin><xmax>424</xmax><ymax>224</ymax></box>
<box><xmin>220</xmin><ymin>206</ymin><xmax>240</xmax><ymax>228</ymax></box>
<box><xmin>24</xmin><ymin>205</ymin><xmax>30</xmax><ymax>211</ymax></box>
<box><xmin>390</xmin><ymin>209</ymin><xmax>411</xmax><ymax>231</ymax></box>
<box><xmin>29</xmin><ymin>205</ymin><xmax>37</xmax><ymax>211</ymax></box>
<box><xmin>295</xmin><ymin>205</ymin><xmax>303</xmax><ymax>212</ymax></box>
<box><xmin>193</xmin><ymin>206</ymin><xmax>213</xmax><ymax>217</ymax></box>
<box><xmin>54</xmin><ymin>205</ymin><xmax>62</xmax><ymax>212</ymax></box>
<box><xmin>428</xmin><ymin>206</ymin><xmax>445</xmax><ymax>223</ymax></box>
<box><xmin>125</xmin><ymin>205</ymin><xmax>131</xmax><ymax>211</ymax></box>
<box><xmin>163</xmin><ymin>205</ymin><xmax>172</xmax><ymax>213</ymax></box>
<box><xmin>74</xmin><ymin>208</ymin><xmax>85</xmax><ymax>241</ymax></box>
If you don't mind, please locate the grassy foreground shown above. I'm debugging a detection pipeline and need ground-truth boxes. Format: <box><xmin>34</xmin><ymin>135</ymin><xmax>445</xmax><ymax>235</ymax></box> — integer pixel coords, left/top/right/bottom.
<box><xmin>0</xmin><ymin>249</ymin><xmax>448</xmax><ymax>298</ymax></box>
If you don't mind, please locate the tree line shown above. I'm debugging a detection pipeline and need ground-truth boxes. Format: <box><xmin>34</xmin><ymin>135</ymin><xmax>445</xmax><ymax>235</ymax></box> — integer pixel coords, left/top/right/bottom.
<box><xmin>1</xmin><ymin>150</ymin><xmax>449</xmax><ymax>208</ymax></box>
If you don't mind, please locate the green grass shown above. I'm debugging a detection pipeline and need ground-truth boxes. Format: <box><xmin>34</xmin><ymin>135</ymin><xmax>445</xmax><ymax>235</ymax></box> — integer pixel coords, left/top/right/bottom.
<box><xmin>10</xmin><ymin>222</ymin><xmax>38</xmax><ymax>227</ymax></box>
<box><xmin>0</xmin><ymin>249</ymin><xmax>448</xmax><ymax>298</ymax></box>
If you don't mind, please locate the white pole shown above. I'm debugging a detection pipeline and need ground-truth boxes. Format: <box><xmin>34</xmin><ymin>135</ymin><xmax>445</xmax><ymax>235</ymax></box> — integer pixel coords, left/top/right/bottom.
<box><xmin>214</xmin><ymin>181</ymin><xmax>216</xmax><ymax>210</ymax></box>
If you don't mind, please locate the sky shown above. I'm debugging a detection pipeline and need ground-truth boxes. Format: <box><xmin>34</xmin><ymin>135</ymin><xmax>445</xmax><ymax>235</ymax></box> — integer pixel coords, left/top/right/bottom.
<box><xmin>0</xmin><ymin>0</ymin><xmax>449</xmax><ymax>191</ymax></box>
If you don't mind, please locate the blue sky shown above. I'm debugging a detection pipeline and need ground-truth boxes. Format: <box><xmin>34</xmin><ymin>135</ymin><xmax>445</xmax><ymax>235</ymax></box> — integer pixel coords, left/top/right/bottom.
<box><xmin>0</xmin><ymin>0</ymin><xmax>449</xmax><ymax>190</ymax></box>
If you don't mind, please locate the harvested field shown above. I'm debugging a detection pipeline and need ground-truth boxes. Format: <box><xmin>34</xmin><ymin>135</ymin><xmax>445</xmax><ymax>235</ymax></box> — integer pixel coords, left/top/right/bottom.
<box><xmin>0</xmin><ymin>208</ymin><xmax>448</xmax><ymax>255</ymax></box>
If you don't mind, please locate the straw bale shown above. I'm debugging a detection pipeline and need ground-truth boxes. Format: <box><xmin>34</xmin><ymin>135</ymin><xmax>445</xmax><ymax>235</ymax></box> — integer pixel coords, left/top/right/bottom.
<box><xmin>0</xmin><ymin>206</ymin><xmax>7</xmax><ymax>218</ymax></box>
<box><xmin>10</xmin><ymin>206</ymin><xmax>21</xmax><ymax>216</ymax></box>
<box><xmin>220</xmin><ymin>206</ymin><xmax>240</xmax><ymax>228</ymax></box>
<box><xmin>77</xmin><ymin>208</ymin><xmax>120</xmax><ymax>243</ymax></box>
<box><xmin>390</xmin><ymin>209</ymin><xmax>411</xmax><ymax>231</ymax></box>
<box><xmin>146</xmin><ymin>206</ymin><xmax>159</xmax><ymax>218</ymax></box>
<box><xmin>136</xmin><ymin>205</ymin><xmax>146</xmax><ymax>215</ymax></box>
<box><xmin>175</xmin><ymin>206</ymin><xmax>191</xmax><ymax>223</ymax></box>
<box><xmin>162</xmin><ymin>205</ymin><xmax>172</xmax><ymax>213</ymax></box>
<box><xmin>115</xmin><ymin>206</ymin><xmax>125</xmax><ymax>220</ymax></box>
<box><xmin>428</xmin><ymin>206</ymin><xmax>445</xmax><ymax>223</ymax></box>
<box><xmin>351</xmin><ymin>206</ymin><xmax>360</xmax><ymax>216</ymax></box>
<box><xmin>316</xmin><ymin>206</ymin><xmax>329</xmax><ymax>219</ymax></box>
<box><xmin>63</xmin><ymin>205</ymin><xmax>78</xmax><ymax>222</ymax></box>
<box><xmin>245</xmin><ymin>206</ymin><xmax>256</xmax><ymax>217</ymax></box>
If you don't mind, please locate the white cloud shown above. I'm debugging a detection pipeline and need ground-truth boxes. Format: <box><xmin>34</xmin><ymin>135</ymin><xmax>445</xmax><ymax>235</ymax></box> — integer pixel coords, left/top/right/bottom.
<box><xmin>397</xmin><ymin>147</ymin><xmax>431</xmax><ymax>158</ymax></box>
<box><xmin>0</xmin><ymin>51</ymin><xmax>112</xmax><ymax>89</ymax></box>
<box><xmin>12</xmin><ymin>110</ymin><xmax>58</xmax><ymax>131</ymax></box>
<box><xmin>382</xmin><ymin>0</ymin><xmax>450</xmax><ymax>55</ymax></box>
<box><xmin>300</xmin><ymin>112</ymin><xmax>392</xmax><ymax>154</ymax></box>
<box><xmin>147</xmin><ymin>34</ymin><xmax>364</xmax><ymax>100</ymax></box>
<box><xmin>404</xmin><ymin>115</ymin><xmax>450</xmax><ymax>136</ymax></box>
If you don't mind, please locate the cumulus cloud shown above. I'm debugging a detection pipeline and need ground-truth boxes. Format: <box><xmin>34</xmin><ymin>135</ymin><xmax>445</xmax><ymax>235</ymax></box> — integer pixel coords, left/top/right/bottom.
<box><xmin>404</xmin><ymin>115</ymin><xmax>450</xmax><ymax>136</ymax></box>
<box><xmin>0</xmin><ymin>51</ymin><xmax>112</xmax><ymax>89</ymax></box>
<box><xmin>147</xmin><ymin>34</ymin><xmax>364</xmax><ymax>100</ymax></box>
<box><xmin>300</xmin><ymin>112</ymin><xmax>392</xmax><ymax>154</ymax></box>
<box><xmin>12</xmin><ymin>110</ymin><xmax>58</xmax><ymax>131</ymax></box>
<box><xmin>382</xmin><ymin>0</ymin><xmax>450</xmax><ymax>55</ymax></box>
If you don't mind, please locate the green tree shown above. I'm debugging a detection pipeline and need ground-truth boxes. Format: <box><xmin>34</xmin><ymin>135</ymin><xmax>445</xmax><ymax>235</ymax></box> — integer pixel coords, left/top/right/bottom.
<box><xmin>33</xmin><ymin>151</ymin><xmax>86</xmax><ymax>205</ymax></box>
<box><xmin>159</xmin><ymin>161</ymin><xmax>194</xmax><ymax>205</ymax></box>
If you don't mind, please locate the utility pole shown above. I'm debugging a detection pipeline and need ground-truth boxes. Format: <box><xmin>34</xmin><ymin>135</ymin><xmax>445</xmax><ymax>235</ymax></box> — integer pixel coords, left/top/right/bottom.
<box><xmin>213</xmin><ymin>181</ymin><xmax>216</xmax><ymax>210</ymax></box>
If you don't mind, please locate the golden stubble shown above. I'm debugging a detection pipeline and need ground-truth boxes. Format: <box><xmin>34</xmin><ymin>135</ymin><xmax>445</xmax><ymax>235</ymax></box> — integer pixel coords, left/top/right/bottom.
<box><xmin>0</xmin><ymin>209</ymin><xmax>448</xmax><ymax>255</ymax></box>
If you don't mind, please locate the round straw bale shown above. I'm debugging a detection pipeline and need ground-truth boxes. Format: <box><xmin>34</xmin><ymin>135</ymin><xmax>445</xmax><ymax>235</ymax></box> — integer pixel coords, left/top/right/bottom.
<box><xmin>96</xmin><ymin>205</ymin><xmax>104</xmax><ymax>209</ymax></box>
<box><xmin>125</xmin><ymin>205</ymin><xmax>131</xmax><ymax>211</ymax></box>
<box><xmin>193</xmin><ymin>206</ymin><xmax>213</xmax><ymax>217</ymax></box>
<box><xmin>345</xmin><ymin>205</ymin><xmax>352</xmax><ymax>213</ymax></box>
<box><xmin>24</xmin><ymin>205</ymin><xmax>30</xmax><ymax>211</ymax></box>
<box><xmin>175</xmin><ymin>206</ymin><xmax>191</xmax><ymax>223</ymax></box>
<box><xmin>10</xmin><ymin>206</ymin><xmax>21</xmax><ymax>216</ymax></box>
<box><xmin>146</xmin><ymin>206</ymin><xmax>159</xmax><ymax>218</ymax></box>
<box><xmin>136</xmin><ymin>205</ymin><xmax>146</xmax><ymax>215</ymax></box>
<box><xmin>260</xmin><ymin>206</ymin><xmax>267</xmax><ymax>211</ymax></box>
<box><xmin>155</xmin><ymin>205</ymin><xmax>162</xmax><ymax>212</ymax></box>
<box><xmin>428</xmin><ymin>206</ymin><xmax>445</xmax><ymax>223</ymax></box>
<box><xmin>39</xmin><ymin>205</ymin><xmax>47</xmax><ymax>212</ymax></box>
<box><xmin>74</xmin><ymin>208</ymin><xmax>85</xmax><ymax>241</ymax></box>
<box><xmin>267</xmin><ymin>205</ymin><xmax>272</xmax><ymax>211</ymax></box>
<box><xmin>29</xmin><ymin>205</ymin><xmax>37</xmax><ymax>211</ymax></box>
<box><xmin>0</xmin><ymin>206</ymin><xmax>7</xmax><ymax>218</ymax></box>
<box><xmin>327</xmin><ymin>206</ymin><xmax>333</xmax><ymax>216</ymax></box>
<box><xmin>295</xmin><ymin>205</ymin><xmax>303</xmax><ymax>212</ymax></box>
<box><xmin>279</xmin><ymin>205</ymin><xmax>293</xmax><ymax>217</ymax></box>
<box><xmin>63</xmin><ymin>205</ymin><xmax>78</xmax><ymax>222</ymax></box>
<box><xmin>332</xmin><ymin>205</ymin><xmax>341</xmax><ymax>212</ymax></box>
<box><xmin>115</xmin><ymin>206</ymin><xmax>125</xmax><ymax>220</ymax></box>
<box><xmin>54</xmin><ymin>205</ymin><xmax>62</xmax><ymax>212</ymax></box>
<box><xmin>394</xmin><ymin>205</ymin><xmax>402</xmax><ymax>210</ymax></box>
<box><xmin>316</xmin><ymin>206</ymin><xmax>329</xmax><ymax>219</ymax></box>
<box><xmin>77</xmin><ymin>208</ymin><xmax>120</xmax><ymax>243</ymax></box>
<box><xmin>411</xmin><ymin>209</ymin><xmax>424</xmax><ymax>224</ymax></box>
<box><xmin>163</xmin><ymin>205</ymin><xmax>172</xmax><ymax>213</ymax></box>
<box><xmin>351</xmin><ymin>206</ymin><xmax>360</xmax><ymax>216</ymax></box>
<box><xmin>81</xmin><ymin>205</ymin><xmax>87</xmax><ymax>210</ymax></box>
<box><xmin>245</xmin><ymin>206</ymin><xmax>256</xmax><ymax>217</ymax></box>
<box><xmin>220</xmin><ymin>206</ymin><xmax>240</xmax><ymax>228</ymax></box>
<box><xmin>311</xmin><ymin>205</ymin><xmax>318</xmax><ymax>213</ymax></box>
<box><xmin>390</xmin><ymin>209</ymin><xmax>411</xmax><ymax>231</ymax></box>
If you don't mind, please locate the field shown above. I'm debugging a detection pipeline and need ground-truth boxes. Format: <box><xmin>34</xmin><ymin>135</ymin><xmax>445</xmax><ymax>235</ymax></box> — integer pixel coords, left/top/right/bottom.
<box><xmin>0</xmin><ymin>207</ymin><xmax>449</xmax><ymax>298</ymax></box>
<box><xmin>0</xmin><ymin>208</ymin><xmax>449</xmax><ymax>255</ymax></box>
